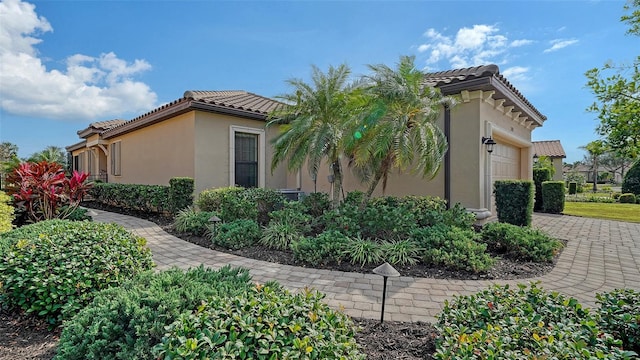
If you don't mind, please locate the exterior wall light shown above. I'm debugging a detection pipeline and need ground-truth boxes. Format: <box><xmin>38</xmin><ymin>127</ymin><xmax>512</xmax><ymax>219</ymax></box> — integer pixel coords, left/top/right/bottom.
<box><xmin>481</xmin><ymin>136</ymin><xmax>497</xmax><ymax>154</ymax></box>
<box><xmin>533</xmin><ymin>153</ymin><xmax>539</xmax><ymax>163</ymax></box>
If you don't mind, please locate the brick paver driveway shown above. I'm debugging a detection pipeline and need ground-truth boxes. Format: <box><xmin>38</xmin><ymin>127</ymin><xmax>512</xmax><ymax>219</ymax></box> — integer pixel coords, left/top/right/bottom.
<box><xmin>94</xmin><ymin>210</ymin><xmax>640</xmax><ymax>323</ymax></box>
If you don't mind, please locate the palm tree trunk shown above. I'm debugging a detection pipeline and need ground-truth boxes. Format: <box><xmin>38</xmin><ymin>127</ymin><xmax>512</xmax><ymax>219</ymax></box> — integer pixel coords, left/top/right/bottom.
<box><xmin>331</xmin><ymin>161</ymin><xmax>343</xmax><ymax>208</ymax></box>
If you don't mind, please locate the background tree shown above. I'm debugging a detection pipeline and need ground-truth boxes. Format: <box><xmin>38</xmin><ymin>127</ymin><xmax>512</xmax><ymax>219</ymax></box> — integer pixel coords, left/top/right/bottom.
<box><xmin>268</xmin><ymin>64</ymin><xmax>356</xmax><ymax>207</ymax></box>
<box><xmin>580</xmin><ymin>140</ymin><xmax>607</xmax><ymax>192</ymax></box>
<box><xmin>347</xmin><ymin>55</ymin><xmax>451</xmax><ymax>197</ymax></box>
<box><xmin>585</xmin><ymin>1</ymin><xmax>640</xmax><ymax>159</ymax></box>
<box><xmin>28</xmin><ymin>145</ymin><xmax>67</xmax><ymax>166</ymax></box>
<box><xmin>0</xmin><ymin>142</ymin><xmax>19</xmax><ymax>189</ymax></box>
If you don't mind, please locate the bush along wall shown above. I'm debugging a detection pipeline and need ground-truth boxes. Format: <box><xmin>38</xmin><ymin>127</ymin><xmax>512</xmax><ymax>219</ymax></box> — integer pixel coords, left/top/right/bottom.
<box><xmin>542</xmin><ymin>181</ymin><xmax>565</xmax><ymax>214</ymax></box>
<box><xmin>619</xmin><ymin>193</ymin><xmax>637</xmax><ymax>204</ymax></box>
<box><xmin>533</xmin><ymin>168</ymin><xmax>552</xmax><ymax>211</ymax></box>
<box><xmin>89</xmin><ymin>183</ymin><xmax>170</xmax><ymax>213</ymax></box>
<box><xmin>622</xmin><ymin>160</ymin><xmax>640</xmax><ymax>196</ymax></box>
<box><xmin>494</xmin><ymin>180</ymin><xmax>534</xmax><ymax>226</ymax></box>
<box><xmin>169</xmin><ymin>177</ymin><xmax>194</xmax><ymax>214</ymax></box>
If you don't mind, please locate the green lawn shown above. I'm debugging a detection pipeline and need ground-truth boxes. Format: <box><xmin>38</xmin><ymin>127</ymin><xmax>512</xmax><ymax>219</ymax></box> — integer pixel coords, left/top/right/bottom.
<box><xmin>563</xmin><ymin>202</ymin><xmax>640</xmax><ymax>223</ymax></box>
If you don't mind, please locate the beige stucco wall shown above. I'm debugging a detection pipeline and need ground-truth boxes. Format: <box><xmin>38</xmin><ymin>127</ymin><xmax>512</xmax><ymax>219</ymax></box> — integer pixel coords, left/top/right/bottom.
<box><xmin>193</xmin><ymin>112</ymin><xmax>288</xmax><ymax>195</ymax></box>
<box><xmin>551</xmin><ymin>158</ymin><xmax>564</xmax><ymax>181</ymax></box>
<box><xmin>107</xmin><ymin>112</ymin><xmax>196</xmax><ymax>186</ymax></box>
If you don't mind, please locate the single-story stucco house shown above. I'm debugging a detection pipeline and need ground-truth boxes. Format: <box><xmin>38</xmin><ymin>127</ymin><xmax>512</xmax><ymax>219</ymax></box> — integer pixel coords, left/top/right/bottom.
<box><xmin>67</xmin><ymin>64</ymin><xmax>546</xmax><ymax>220</ymax></box>
<box><xmin>532</xmin><ymin>140</ymin><xmax>566</xmax><ymax>181</ymax></box>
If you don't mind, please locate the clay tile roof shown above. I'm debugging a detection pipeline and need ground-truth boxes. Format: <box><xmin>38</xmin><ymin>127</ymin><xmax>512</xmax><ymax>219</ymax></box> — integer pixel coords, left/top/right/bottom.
<box><xmin>424</xmin><ymin>64</ymin><xmax>546</xmax><ymax>124</ymax></box>
<box><xmin>532</xmin><ymin>140</ymin><xmax>566</xmax><ymax>158</ymax></box>
<box><xmin>89</xmin><ymin>119</ymin><xmax>126</xmax><ymax>130</ymax></box>
<box><xmin>184</xmin><ymin>90</ymin><xmax>283</xmax><ymax>115</ymax></box>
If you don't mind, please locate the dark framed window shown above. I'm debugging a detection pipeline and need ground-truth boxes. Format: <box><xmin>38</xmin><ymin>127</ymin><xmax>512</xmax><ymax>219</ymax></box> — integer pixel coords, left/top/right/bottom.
<box><xmin>234</xmin><ymin>132</ymin><xmax>258</xmax><ymax>188</ymax></box>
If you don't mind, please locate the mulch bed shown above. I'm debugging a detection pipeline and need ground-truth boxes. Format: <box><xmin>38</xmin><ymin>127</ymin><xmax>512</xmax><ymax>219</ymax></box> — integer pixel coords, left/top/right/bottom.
<box><xmin>0</xmin><ymin>202</ymin><xmax>562</xmax><ymax>359</ymax></box>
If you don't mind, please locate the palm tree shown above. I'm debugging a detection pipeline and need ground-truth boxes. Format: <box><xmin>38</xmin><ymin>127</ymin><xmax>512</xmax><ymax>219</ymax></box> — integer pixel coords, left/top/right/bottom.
<box><xmin>580</xmin><ymin>140</ymin><xmax>607</xmax><ymax>192</ymax></box>
<box><xmin>29</xmin><ymin>145</ymin><xmax>66</xmax><ymax>166</ymax></box>
<box><xmin>348</xmin><ymin>55</ymin><xmax>452</xmax><ymax>197</ymax></box>
<box><xmin>268</xmin><ymin>64</ymin><xmax>356</xmax><ymax>207</ymax></box>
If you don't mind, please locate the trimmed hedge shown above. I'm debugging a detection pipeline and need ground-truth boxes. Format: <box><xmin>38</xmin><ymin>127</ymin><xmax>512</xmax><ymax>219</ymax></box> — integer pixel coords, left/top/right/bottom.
<box><xmin>90</xmin><ymin>183</ymin><xmax>170</xmax><ymax>213</ymax></box>
<box><xmin>169</xmin><ymin>177</ymin><xmax>194</xmax><ymax>214</ymax></box>
<box><xmin>55</xmin><ymin>266</ymin><xmax>252</xmax><ymax>360</ymax></box>
<box><xmin>568</xmin><ymin>181</ymin><xmax>578</xmax><ymax>195</ymax></box>
<box><xmin>619</xmin><ymin>193</ymin><xmax>637</xmax><ymax>204</ymax></box>
<box><xmin>0</xmin><ymin>191</ymin><xmax>14</xmax><ymax>234</ymax></box>
<box><xmin>435</xmin><ymin>283</ymin><xmax>636</xmax><ymax>359</ymax></box>
<box><xmin>542</xmin><ymin>181</ymin><xmax>565</xmax><ymax>213</ymax></box>
<box><xmin>481</xmin><ymin>222</ymin><xmax>564</xmax><ymax>262</ymax></box>
<box><xmin>0</xmin><ymin>220</ymin><xmax>153</xmax><ymax>325</ymax></box>
<box><xmin>196</xmin><ymin>187</ymin><xmax>285</xmax><ymax>225</ymax></box>
<box><xmin>494</xmin><ymin>180</ymin><xmax>534</xmax><ymax>226</ymax></box>
<box><xmin>533</xmin><ymin>168</ymin><xmax>552</xmax><ymax>211</ymax></box>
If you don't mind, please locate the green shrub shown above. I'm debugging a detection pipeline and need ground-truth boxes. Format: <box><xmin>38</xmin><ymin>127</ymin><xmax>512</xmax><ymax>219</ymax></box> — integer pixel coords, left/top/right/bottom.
<box><xmin>269</xmin><ymin>200</ymin><xmax>312</xmax><ymax>234</ymax></box>
<box><xmin>0</xmin><ymin>191</ymin><xmax>14</xmax><ymax>234</ymax></box>
<box><xmin>90</xmin><ymin>182</ymin><xmax>170</xmax><ymax>213</ymax></box>
<box><xmin>318</xmin><ymin>203</ymin><xmax>362</xmax><ymax>237</ymax></box>
<box><xmin>245</xmin><ymin>187</ymin><xmax>285</xmax><ymax>225</ymax></box>
<box><xmin>0</xmin><ymin>220</ymin><xmax>153</xmax><ymax>325</ymax></box>
<box><xmin>196</xmin><ymin>187</ymin><xmax>260</xmax><ymax>222</ymax></box>
<box><xmin>382</xmin><ymin>240</ymin><xmax>421</xmax><ymax>266</ymax></box>
<box><xmin>300</xmin><ymin>192</ymin><xmax>331</xmax><ymax>217</ymax></box>
<box><xmin>613</xmin><ymin>192</ymin><xmax>622</xmax><ymax>200</ymax></box>
<box><xmin>565</xmin><ymin>194</ymin><xmax>618</xmax><ymax>203</ymax></box>
<box><xmin>411</xmin><ymin>224</ymin><xmax>494</xmax><ymax>273</ymax></box>
<box><xmin>358</xmin><ymin>198</ymin><xmax>419</xmax><ymax>240</ymax></box>
<box><xmin>154</xmin><ymin>285</ymin><xmax>365</xmax><ymax>360</ymax></box>
<box><xmin>533</xmin><ymin>168</ymin><xmax>552</xmax><ymax>211</ymax></box>
<box><xmin>173</xmin><ymin>207</ymin><xmax>217</xmax><ymax>236</ymax></box>
<box><xmin>343</xmin><ymin>236</ymin><xmax>385</xmax><ymax>267</ymax></box>
<box><xmin>622</xmin><ymin>160</ymin><xmax>640</xmax><ymax>196</ymax></box>
<box><xmin>435</xmin><ymin>283</ymin><xmax>636</xmax><ymax>359</ymax></box>
<box><xmin>481</xmin><ymin>222</ymin><xmax>563</xmax><ymax>262</ymax></box>
<box><xmin>542</xmin><ymin>181</ymin><xmax>565</xmax><ymax>213</ymax></box>
<box><xmin>211</xmin><ymin>219</ymin><xmax>260</xmax><ymax>250</ymax></box>
<box><xmin>55</xmin><ymin>266</ymin><xmax>253</xmax><ymax>360</ymax></box>
<box><xmin>62</xmin><ymin>206</ymin><xmax>92</xmax><ymax>221</ymax></box>
<box><xmin>597</xmin><ymin>288</ymin><xmax>640</xmax><ymax>354</ymax></box>
<box><xmin>494</xmin><ymin>180</ymin><xmax>534</xmax><ymax>226</ymax></box>
<box><xmin>260</xmin><ymin>221</ymin><xmax>303</xmax><ymax>250</ymax></box>
<box><xmin>395</xmin><ymin>196</ymin><xmax>449</xmax><ymax>227</ymax></box>
<box><xmin>169</xmin><ymin>177</ymin><xmax>194</xmax><ymax>214</ymax></box>
<box><xmin>619</xmin><ymin>193</ymin><xmax>637</xmax><ymax>204</ymax></box>
<box><xmin>568</xmin><ymin>181</ymin><xmax>578</xmax><ymax>195</ymax></box>
<box><xmin>290</xmin><ymin>230</ymin><xmax>349</xmax><ymax>265</ymax></box>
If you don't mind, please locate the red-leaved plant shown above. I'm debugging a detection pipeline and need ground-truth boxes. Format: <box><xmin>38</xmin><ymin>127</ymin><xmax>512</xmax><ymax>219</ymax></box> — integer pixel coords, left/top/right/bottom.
<box><xmin>5</xmin><ymin>161</ymin><xmax>92</xmax><ymax>222</ymax></box>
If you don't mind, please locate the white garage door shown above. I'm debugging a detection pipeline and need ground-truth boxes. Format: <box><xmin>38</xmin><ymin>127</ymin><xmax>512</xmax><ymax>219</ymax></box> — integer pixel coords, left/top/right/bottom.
<box><xmin>492</xmin><ymin>142</ymin><xmax>520</xmax><ymax>182</ymax></box>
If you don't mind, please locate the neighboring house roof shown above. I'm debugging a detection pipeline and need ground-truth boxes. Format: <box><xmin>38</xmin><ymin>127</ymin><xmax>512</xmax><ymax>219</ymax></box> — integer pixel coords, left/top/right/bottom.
<box><xmin>77</xmin><ymin>119</ymin><xmax>126</xmax><ymax>138</ymax></box>
<box><xmin>532</xmin><ymin>140</ymin><xmax>566</xmax><ymax>158</ymax></box>
<box><xmin>100</xmin><ymin>90</ymin><xmax>284</xmax><ymax>139</ymax></box>
<box><xmin>424</xmin><ymin>64</ymin><xmax>546</xmax><ymax>127</ymax></box>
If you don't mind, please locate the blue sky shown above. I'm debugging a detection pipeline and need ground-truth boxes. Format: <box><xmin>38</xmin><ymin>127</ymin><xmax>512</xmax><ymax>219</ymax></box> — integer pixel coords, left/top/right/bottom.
<box><xmin>0</xmin><ymin>0</ymin><xmax>637</xmax><ymax>163</ymax></box>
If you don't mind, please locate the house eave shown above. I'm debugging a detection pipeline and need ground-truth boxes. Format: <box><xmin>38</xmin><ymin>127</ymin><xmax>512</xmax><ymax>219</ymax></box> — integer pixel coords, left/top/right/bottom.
<box><xmin>66</xmin><ymin>140</ymin><xmax>87</xmax><ymax>152</ymax></box>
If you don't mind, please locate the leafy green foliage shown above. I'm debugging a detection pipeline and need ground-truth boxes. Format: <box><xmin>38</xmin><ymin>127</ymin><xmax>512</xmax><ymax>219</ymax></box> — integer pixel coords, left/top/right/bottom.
<box><xmin>55</xmin><ymin>266</ymin><xmax>253</xmax><ymax>360</ymax></box>
<box><xmin>300</xmin><ymin>192</ymin><xmax>331</xmax><ymax>217</ymax></box>
<box><xmin>569</xmin><ymin>181</ymin><xmax>578</xmax><ymax>195</ymax></box>
<box><xmin>290</xmin><ymin>231</ymin><xmax>349</xmax><ymax>265</ymax></box>
<box><xmin>411</xmin><ymin>224</ymin><xmax>494</xmax><ymax>273</ymax></box>
<box><xmin>533</xmin><ymin>168</ymin><xmax>552</xmax><ymax>211</ymax></box>
<box><xmin>619</xmin><ymin>193</ymin><xmax>637</xmax><ymax>203</ymax></box>
<box><xmin>89</xmin><ymin>182</ymin><xmax>170</xmax><ymax>213</ymax></box>
<box><xmin>597</xmin><ymin>288</ymin><xmax>640</xmax><ymax>354</ymax></box>
<box><xmin>245</xmin><ymin>187</ymin><xmax>285</xmax><ymax>225</ymax></box>
<box><xmin>196</xmin><ymin>187</ymin><xmax>284</xmax><ymax>224</ymax></box>
<box><xmin>343</xmin><ymin>236</ymin><xmax>385</xmax><ymax>267</ymax></box>
<box><xmin>382</xmin><ymin>240</ymin><xmax>421</xmax><ymax>266</ymax></box>
<box><xmin>154</xmin><ymin>285</ymin><xmax>365</xmax><ymax>360</ymax></box>
<box><xmin>542</xmin><ymin>181</ymin><xmax>566</xmax><ymax>214</ymax></box>
<box><xmin>481</xmin><ymin>222</ymin><xmax>564</xmax><ymax>262</ymax></box>
<box><xmin>63</xmin><ymin>206</ymin><xmax>92</xmax><ymax>221</ymax></box>
<box><xmin>0</xmin><ymin>191</ymin><xmax>14</xmax><ymax>234</ymax></box>
<box><xmin>622</xmin><ymin>160</ymin><xmax>640</xmax><ymax>196</ymax></box>
<box><xmin>0</xmin><ymin>220</ymin><xmax>153</xmax><ymax>326</ymax></box>
<box><xmin>318</xmin><ymin>203</ymin><xmax>362</xmax><ymax>237</ymax></box>
<box><xmin>268</xmin><ymin>200</ymin><xmax>312</xmax><ymax>234</ymax></box>
<box><xmin>173</xmin><ymin>207</ymin><xmax>217</xmax><ymax>236</ymax></box>
<box><xmin>211</xmin><ymin>219</ymin><xmax>260</xmax><ymax>250</ymax></box>
<box><xmin>260</xmin><ymin>221</ymin><xmax>303</xmax><ymax>250</ymax></box>
<box><xmin>169</xmin><ymin>177</ymin><xmax>194</xmax><ymax>214</ymax></box>
<box><xmin>435</xmin><ymin>283</ymin><xmax>636</xmax><ymax>359</ymax></box>
<box><xmin>494</xmin><ymin>180</ymin><xmax>535</xmax><ymax>226</ymax></box>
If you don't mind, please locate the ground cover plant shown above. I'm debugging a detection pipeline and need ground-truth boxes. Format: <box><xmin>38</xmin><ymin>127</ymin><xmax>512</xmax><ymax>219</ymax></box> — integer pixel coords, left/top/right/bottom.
<box><xmin>596</xmin><ymin>288</ymin><xmax>640</xmax><ymax>354</ymax></box>
<box><xmin>0</xmin><ymin>220</ymin><xmax>153</xmax><ymax>326</ymax></box>
<box><xmin>55</xmin><ymin>266</ymin><xmax>253</xmax><ymax>360</ymax></box>
<box><xmin>435</xmin><ymin>283</ymin><xmax>638</xmax><ymax>359</ymax></box>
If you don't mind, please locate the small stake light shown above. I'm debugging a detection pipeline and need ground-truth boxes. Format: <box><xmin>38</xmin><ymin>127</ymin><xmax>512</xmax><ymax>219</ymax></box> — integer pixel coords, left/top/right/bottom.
<box><xmin>372</xmin><ymin>262</ymin><xmax>400</xmax><ymax>324</ymax></box>
<box><xmin>209</xmin><ymin>215</ymin><xmax>221</xmax><ymax>236</ymax></box>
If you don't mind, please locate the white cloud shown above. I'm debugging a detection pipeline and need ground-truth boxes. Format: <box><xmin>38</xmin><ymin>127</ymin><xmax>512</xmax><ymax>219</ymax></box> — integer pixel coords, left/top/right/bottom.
<box><xmin>543</xmin><ymin>39</ymin><xmax>578</xmax><ymax>53</ymax></box>
<box><xmin>0</xmin><ymin>0</ymin><xmax>157</xmax><ymax>121</ymax></box>
<box><xmin>416</xmin><ymin>24</ymin><xmax>534</xmax><ymax>72</ymax></box>
<box><xmin>502</xmin><ymin>66</ymin><xmax>530</xmax><ymax>82</ymax></box>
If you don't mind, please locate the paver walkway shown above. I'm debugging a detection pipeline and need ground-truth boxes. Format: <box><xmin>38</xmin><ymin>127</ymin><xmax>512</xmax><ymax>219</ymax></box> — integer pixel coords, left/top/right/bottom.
<box><xmin>93</xmin><ymin>210</ymin><xmax>640</xmax><ymax>323</ymax></box>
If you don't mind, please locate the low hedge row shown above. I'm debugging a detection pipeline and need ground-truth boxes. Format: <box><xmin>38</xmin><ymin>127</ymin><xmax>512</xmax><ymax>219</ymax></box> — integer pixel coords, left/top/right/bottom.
<box><xmin>0</xmin><ymin>191</ymin><xmax>14</xmax><ymax>234</ymax></box>
<box><xmin>435</xmin><ymin>283</ymin><xmax>638</xmax><ymax>359</ymax></box>
<box><xmin>0</xmin><ymin>220</ymin><xmax>153</xmax><ymax>326</ymax></box>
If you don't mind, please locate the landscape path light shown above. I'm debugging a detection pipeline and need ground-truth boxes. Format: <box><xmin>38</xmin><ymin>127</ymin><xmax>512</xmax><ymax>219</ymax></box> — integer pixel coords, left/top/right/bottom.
<box><xmin>372</xmin><ymin>262</ymin><xmax>400</xmax><ymax>324</ymax></box>
<box><xmin>209</xmin><ymin>215</ymin><xmax>221</xmax><ymax>236</ymax></box>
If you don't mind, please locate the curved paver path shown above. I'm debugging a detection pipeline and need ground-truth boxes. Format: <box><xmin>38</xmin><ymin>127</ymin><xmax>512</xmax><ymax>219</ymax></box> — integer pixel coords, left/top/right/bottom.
<box><xmin>93</xmin><ymin>210</ymin><xmax>640</xmax><ymax>323</ymax></box>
